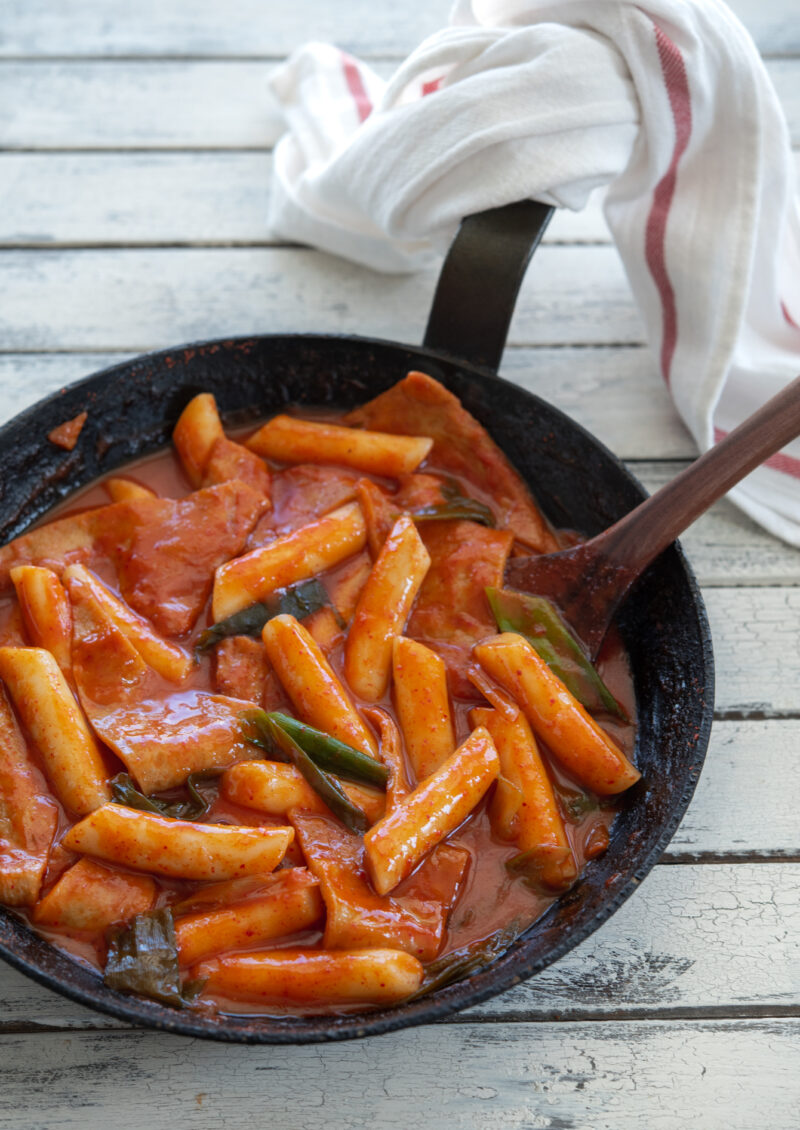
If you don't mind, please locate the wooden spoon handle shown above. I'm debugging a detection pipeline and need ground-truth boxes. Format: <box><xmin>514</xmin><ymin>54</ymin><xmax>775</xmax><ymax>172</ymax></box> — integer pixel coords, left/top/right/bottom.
<box><xmin>593</xmin><ymin>373</ymin><xmax>800</xmax><ymax>573</ymax></box>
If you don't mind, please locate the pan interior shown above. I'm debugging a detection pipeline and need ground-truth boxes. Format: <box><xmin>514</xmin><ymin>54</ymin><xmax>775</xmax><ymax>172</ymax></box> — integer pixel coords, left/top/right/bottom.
<box><xmin>0</xmin><ymin>334</ymin><xmax>713</xmax><ymax>1043</ymax></box>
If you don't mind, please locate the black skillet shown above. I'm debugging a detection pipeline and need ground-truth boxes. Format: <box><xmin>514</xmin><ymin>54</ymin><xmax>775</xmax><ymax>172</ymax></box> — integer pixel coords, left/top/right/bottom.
<box><xmin>0</xmin><ymin>201</ymin><xmax>713</xmax><ymax>1043</ymax></box>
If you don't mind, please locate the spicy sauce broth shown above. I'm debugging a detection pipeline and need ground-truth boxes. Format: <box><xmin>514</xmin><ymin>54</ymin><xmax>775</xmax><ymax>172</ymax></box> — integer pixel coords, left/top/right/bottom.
<box><xmin>0</xmin><ymin>420</ymin><xmax>637</xmax><ymax>1017</ymax></box>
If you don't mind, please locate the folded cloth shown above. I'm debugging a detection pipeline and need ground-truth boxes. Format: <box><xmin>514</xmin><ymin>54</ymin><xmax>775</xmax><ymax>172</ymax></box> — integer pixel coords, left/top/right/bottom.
<box><xmin>269</xmin><ymin>0</ymin><xmax>800</xmax><ymax>545</ymax></box>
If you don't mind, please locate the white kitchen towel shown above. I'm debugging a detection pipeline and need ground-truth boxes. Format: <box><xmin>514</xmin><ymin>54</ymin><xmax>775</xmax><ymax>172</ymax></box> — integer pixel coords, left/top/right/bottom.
<box><xmin>269</xmin><ymin>0</ymin><xmax>800</xmax><ymax>545</ymax></box>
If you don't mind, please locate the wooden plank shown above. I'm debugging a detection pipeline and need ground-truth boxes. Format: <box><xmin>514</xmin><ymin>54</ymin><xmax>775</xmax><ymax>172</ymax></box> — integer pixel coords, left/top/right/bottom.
<box><xmin>0</xmin><ymin>152</ymin><xmax>617</xmax><ymax>246</ymax></box>
<box><xmin>0</xmin><ymin>1021</ymin><xmax>797</xmax><ymax>1129</ymax></box>
<box><xmin>468</xmin><ymin>862</ymin><xmax>800</xmax><ymax>1019</ymax></box>
<box><xmin>768</xmin><ymin>58</ymin><xmax>800</xmax><ymax>130</ymax></box>
<box><xmin>635</xmin><ymin>464</ymin><xmax>800</xmax><ymax>586</ymax></box>
<box><xmin>669</xmin><ymin>720</ymin><xmax>800</xmax><ymax>859</ymax></box>
<box><xmin>728</xmin><ymin>0</ymin><xmax>800</xmax><ymax>55</ymax></box>
<box><xmin>0</xmin><ymin>963</ymin><xmax>116</xmax><ymax>1031</ymax></box>
<box><xmin>5</xmin><ymin>238</ymin><xmax>800</xmax><ymax>364</ymax></box>
<box><xmin>708</xmin><ymin>587</ymin><xmax>800</xmax><ymax>716</ymax></box>
<box><xmin>0</xmin><ymin>61</ymin><xmax>290</xmax><ymax>150</ymax></box>
<box><xmin>0</xmin><ymin>348</ymin><xmax>696</xmax><ymax>463</ymax></box>
<box><xmin>2</xmin><ymin>860</ymin><xmax>797</xmax><ymax>1031</ymax></box>
<box><xmin>0</xmin><ymin>245</ymin><xmax>646</xmax><ymax>350</ymax></box>
<box><xmin>5</xmin><ymin>149</ymin><xmax>800</xmax><ymax>249</ymax></box>
<box><xmin>0</xmin><ymin>0</ymin><xmax>795</xmax><ymax>57</ymax></box>
<box><xmin>1</xmin><ymin>58</ymin><xmax>797</xmax><ymax>150</ymax></box>
<box><xmin>501</xmin><ymin>347</ymin><xmax>695</xmax><ymax>459</ymax></box>
<box><xmin>0</xmin><ymin>0</ymin><xmax>451</xmax><ymax>59</ymax></box>
<box><xmin>0</xmin><ymin>151</ymin><xmax>281</xmax><ymax>247</ymax></box>
<box><xmin>0</xmin><ymin>354</ymin><xmax>138</xmax><ymax>420</ymax></box>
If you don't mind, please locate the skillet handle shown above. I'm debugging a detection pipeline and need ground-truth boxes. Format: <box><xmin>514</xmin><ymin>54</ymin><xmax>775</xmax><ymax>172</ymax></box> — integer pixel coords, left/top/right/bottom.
<box><xmin>422</xmin><ymin>200</ymin><xmax>554</xmax><ymax>373</ymax></box>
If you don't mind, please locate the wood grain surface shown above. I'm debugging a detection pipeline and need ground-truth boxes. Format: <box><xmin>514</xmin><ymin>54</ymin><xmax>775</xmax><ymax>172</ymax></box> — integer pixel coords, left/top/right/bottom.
<box><xmin>1</xmin><ymin>0</ymin><xmax>795</xmax><ymax>57</ymax></box>
<box><xmin>2</xmin><ymin>151</ymin><xmax>797</xmax><ymax>248</ymax></box>
<box><xmin>0</xmin><ymin>244</ymin><xmax>647</xmax><ymax>348</ymax></box>
<box><xmin>0</xmin><ymin>1022</ymin><xmax>797</xmax><ymax>1129</ymax></box>
<box><xmin>1</xmin><ymin>58</ymin><xmax>798</xmax><ymax>152</ymax></box>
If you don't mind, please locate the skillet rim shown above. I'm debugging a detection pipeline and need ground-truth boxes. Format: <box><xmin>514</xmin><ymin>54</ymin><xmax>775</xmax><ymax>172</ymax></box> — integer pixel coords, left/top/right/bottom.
<box><xmin>0</xmin><ymin>331</ymin><xmax>714</xmax><ymax>1043</ymax></box>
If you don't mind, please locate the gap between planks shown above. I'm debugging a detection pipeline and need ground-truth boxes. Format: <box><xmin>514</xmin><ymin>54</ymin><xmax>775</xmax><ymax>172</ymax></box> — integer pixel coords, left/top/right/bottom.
<box><xmin>657</xmin><ymin>852</ymin><xmax>800</xmax><ymax>865</ymax></box>
<box><xmin>3</xmin><ymin>1004</ymin><xmax>800</xmax><ymax>1035</ymax></box>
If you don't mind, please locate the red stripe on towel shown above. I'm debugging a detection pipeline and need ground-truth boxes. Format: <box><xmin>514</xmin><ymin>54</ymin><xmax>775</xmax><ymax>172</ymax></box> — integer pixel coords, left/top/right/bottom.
<box><xmin>421</xmin><ymin>77</ymin><xmax>444</xmax><ymax>96</ymax></box>
<box><xmin>645</xmin><ymin>24</ymin><xmax>693</xmax><ymax>386</ymax></box>
<box><xmin>781</xmin><ymin>300</ymin><xmax>800</xmax><ymax>331</ymax></box>
<box><xmin>715</xmin><ymin>425</ymin><xmax>800</xmax><ymax>480</ymax></box>
<box><xmin>340</xmin><ymin>52</ymin><xmax>373</xmax><ymax>123</ymax></box>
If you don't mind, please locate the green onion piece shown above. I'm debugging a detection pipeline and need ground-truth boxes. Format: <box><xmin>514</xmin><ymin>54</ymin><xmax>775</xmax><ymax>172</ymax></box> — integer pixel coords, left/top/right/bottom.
<box><xmin>194</xmin><ymin>577</ymin><xmax>338</xmax><ymax>654</ymax></box>
<box><xmin>409</xmin><ymin>920</ymin><xmax>524</xmax><ymax>1001</ymax></box>
<box><xmin>265</xmin><ymin>712</ymin><xmax>387</xmax><ymax>789</ymax></box>
<box><xmin>486</xmin><ymin>587</ymin><xmax>627</xmax><ymax>719</ymax></box>
<box><xmin>110</xmin><ymin>773</ymin><xmax>166</xmax><ymax>816</ymax></box>
<box><xmin>194</xmin><ymin>601</ymin><xmax>272</xmax><ymax>653</ymax></box>
<box><xmin>412</xmin><ymin>500</ymin><xmax>496</xmax><ymax>526</ymax></box>
<box><xmin>110</xmin><ymin>770</ymin><xmax>222</xmax><ymax>821</ymax></box>
<box><xmin>239</xmin><ymin>722</ymin><xmax>275</xmax><ymax>758</ymax></box>
<box><xmin>553</xmin><ymin>782</ymin><xmax>598</xmax><ymax>824</ymax></box>
<box><xmin>411</xmin><ymin>480</ymin><xmax>495</xmax><ymax>528</ymax></box>
<box><xmin>280</xmin><ymin>577</ymin><xmax>345</xmax><ymax>628</ymax></box>
<box><xmin>105</xmin><ymin>908</ymin><xmax>194</xmax><ymax>1008</ymax></box>
<box><xmin>180</xmin><ymin>770</ymin><xmax>224</xmax><ymax>820</ymax></box>
<box><xmin>180</xmin><ymin>977</ymin><xmax>208</xmax><ymax>1004</ymax></box>
<box><xmin>505</xmin><ymin>845</ymin><xmax>578</xmax><ymax>893</ymax></box>
<box><xmin>241</xmin><ymin>709</ymin><xmax>369</xmax><ymax>835</ymax></box>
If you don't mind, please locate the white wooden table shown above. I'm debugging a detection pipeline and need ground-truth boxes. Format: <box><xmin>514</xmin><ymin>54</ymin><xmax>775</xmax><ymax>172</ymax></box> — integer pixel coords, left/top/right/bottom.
<box><xmin>1</xmin><ymin>3</ymin><xmax>798</xmax><ymax>1127</ymax></box>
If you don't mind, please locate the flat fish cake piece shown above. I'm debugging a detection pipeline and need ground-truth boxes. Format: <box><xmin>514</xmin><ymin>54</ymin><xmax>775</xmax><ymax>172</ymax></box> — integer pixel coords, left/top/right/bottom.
<box><xmin>345</xmin><ymin>371</ymin><xmax>558</xmax><ymax>553</ymax></box>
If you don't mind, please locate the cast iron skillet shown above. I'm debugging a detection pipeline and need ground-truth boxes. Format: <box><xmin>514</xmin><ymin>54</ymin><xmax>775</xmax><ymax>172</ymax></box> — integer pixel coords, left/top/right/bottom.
<box><xmin>0</xmin><ymin>202</ymin><xmax>713</xmax><ymax>1043</ymax></box>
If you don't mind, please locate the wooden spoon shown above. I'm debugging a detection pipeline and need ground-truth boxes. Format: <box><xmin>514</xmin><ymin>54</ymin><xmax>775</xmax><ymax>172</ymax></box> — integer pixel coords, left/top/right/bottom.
<box><xmin>504</xmin><ymin>374</ymin><xmax>800</xmax><ymax>659</ymax></box>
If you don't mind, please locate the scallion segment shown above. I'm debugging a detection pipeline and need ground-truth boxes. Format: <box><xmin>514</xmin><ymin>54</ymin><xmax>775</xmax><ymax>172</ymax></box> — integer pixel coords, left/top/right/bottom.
<box><xmin>410</xmin><ymin>920</ymin><xmax>524</xmax><ymax>1000</ymax></box>
<box><xmin>241</xmin><ymin>709</ymin><xmax>370</xmax><ymax>835</ymax></box>
<box><xmin>110</xmin><ymin>770</ymin><xmax>222</xmax><ymax>822</ymax></box>
<box><xmin>411</xmin><ymin>482</ymin><xmax>495</xmax><ymax>528</ymax></box>
<box><xmin>266</xmin><ymin>712</ymin><xmax>387</xmax><ymax>789</ymax></box>
<box><xmin>195</xmin><ymin>577</ymin><xmax>337</xmax><ymax>654</ymax></box>
<box><xmin>105</xmin><ymin>908</ymin><xmax>201</xmax><ymax>1008</ymax></box>
<box><xmin>486</xmin><ymin>587</ymin><xmax>627</xmax><ymax>719</ymax></box>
